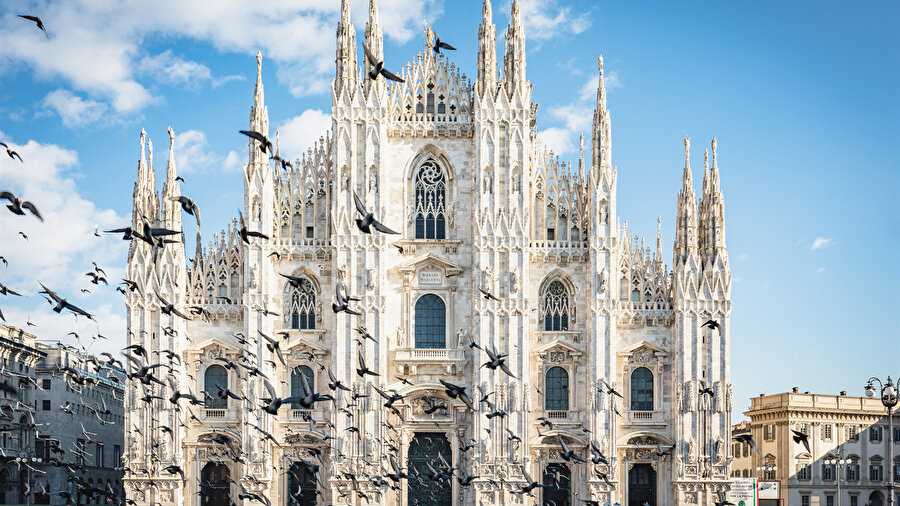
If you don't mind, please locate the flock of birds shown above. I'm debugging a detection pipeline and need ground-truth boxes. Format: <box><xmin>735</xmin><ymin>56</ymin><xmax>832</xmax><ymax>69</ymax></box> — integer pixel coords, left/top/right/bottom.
<box><xmin>0</xmin><ymin>13</ymin><xmax>758</xmax><ymax>506</ymax></box>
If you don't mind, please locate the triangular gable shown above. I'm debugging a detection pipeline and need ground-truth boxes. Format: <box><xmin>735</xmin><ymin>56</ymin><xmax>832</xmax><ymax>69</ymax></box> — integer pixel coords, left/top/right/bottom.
<box><xmin>618</xmin><ymin>340</ymin><xmax>668</xmax><ymax>358</ymax></box>
<box><xmin>397</xmin><ymin>251</ymin><xmax>465</xmax><ymax>275</ymax></box>
<box><xmin>191</xmin><ymin>336</ymin><xmax>241</xmax><ymax>357</ymax></box>
<box><xmin>533</xmin><ymin>338</ymin><xmax>583</xmax><ymax>357</ymax></box>
<box><xmin>284</xmin><ymin>335</ymin><xmax>330</xmax><ymax>355</ymax></box>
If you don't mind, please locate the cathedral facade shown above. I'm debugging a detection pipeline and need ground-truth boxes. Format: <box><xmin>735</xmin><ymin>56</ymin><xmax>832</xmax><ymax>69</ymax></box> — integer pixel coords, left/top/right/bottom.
<box><xmin>122</xmin><ymin>1</ymin><xmax>733</xmax><ymax>505</ymax></box>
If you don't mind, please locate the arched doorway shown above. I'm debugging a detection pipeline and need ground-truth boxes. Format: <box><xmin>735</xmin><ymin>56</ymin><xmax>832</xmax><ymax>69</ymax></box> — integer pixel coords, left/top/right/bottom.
<box><xmin>287</xmin><ymin>461</ymin><xmax>319</xmax><ymax>505</ymax></box>
<box><xmin>200</xmin><ymin>462</ymin><xmax>230</xmax><ymax>506</ymax></box>
<box><xmin>868</xmin><ymin>490</ymin><xmax>884</xmax><ymax>506</ymax></box>
<box><xmin>407</xmin><ymin>432</ymin><xmax>452</xmax><ymax>506</ymax></box>
<box><xmin>0</xmin><ymin>468</ymin><xmax>8</xmax><ymax>504</ymax></box>
<box><xmin>628</xmin><ymin>463</ymin><xmax>656</xmax><ymax>506</ymax></box>
<box><xmin>542</xmin><ymin>463</ymin><xmax>571</xmax><ymax>506</ymax></box>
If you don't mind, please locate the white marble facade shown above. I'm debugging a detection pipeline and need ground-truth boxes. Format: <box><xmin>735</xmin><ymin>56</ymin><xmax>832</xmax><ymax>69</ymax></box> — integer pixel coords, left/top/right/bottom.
<box><xmin>122</xmin><ymin>1</ymin><xmax>733</xmax><ymax>505</ymax></box>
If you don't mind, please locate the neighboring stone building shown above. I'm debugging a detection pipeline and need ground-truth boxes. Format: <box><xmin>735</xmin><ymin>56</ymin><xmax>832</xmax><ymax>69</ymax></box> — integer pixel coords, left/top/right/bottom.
<box><xmin>122</xmin><ymin>0</ymin><xmax>733</xmax><ymax>505</ymax></box>
<box><xmin>738</xmin><ymin>388</ymin><xmax>899</xmax><ymax>506</ymax></box>
<box><xmin>0</xmin><ymin>323</ymin><xmax>45</xmax><ymax>504</ymax></box>
<box><xmin>0</xmin><ymin>324</ymin><xmax>126</xmax><ymax>505</ymax></box>
<box><xmin>731</xmin><ymin>420</ymin><xmax>753</xmax><ymax>479</ymax></box>
<box><xmin>32</xmin><ymin>343</ymin><xmax>126</xmax><ymax>505</ymax></box>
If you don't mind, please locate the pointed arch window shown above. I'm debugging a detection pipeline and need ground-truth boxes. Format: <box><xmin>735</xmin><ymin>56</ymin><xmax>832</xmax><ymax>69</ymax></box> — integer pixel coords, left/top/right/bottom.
<box><xmin>545</xmin><ymin>367</ymin><xmax>569</xmax><ymax>411</ymax></box>
<box><xmin>414</xmin><ymin>294</ymin><xmax>446</xmax><ymax>349</ymax></box>
<box><xmin>541</xmin><ymin>280</ymin><xmax>571</xmax><ymax>331</ymax></box>
<box><xmin>287</xmin><ymin>278</ymin><xmax>316</xmax><ymax>330</ymax></box>
<box><xmin>414</xmin><ymin>160</ymin><xmax>446</xmax><ymax>239</ymax></box>
<box><xmin>290</xmin><ymin>365</ymin><xmax>315</xmax><ymax>409</ymax></box>
<box><xmin>631</xmin><ymin>367</ymin><xmax>654</xmax><ymax>411</ymax></box>
<box><xmin>204</xmin><ymin>365</ymin><xmax>228</xmax><ymax>409</ymax></box>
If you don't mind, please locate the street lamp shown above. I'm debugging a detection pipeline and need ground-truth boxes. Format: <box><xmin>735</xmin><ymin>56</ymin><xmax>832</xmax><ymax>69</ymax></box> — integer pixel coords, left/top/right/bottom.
<box><xmin>824</xmin><ymin>449</ymin><xmax>847</xmax><ymax>506</ymax></box>
<box><xmin>865</xmin><ymin>376</ymin><xmax>898</xmax><ymax>506</ymax></box>
<box><xmin>756</xmin><ymin>462</ymin><xmax>777</xmax><ymax>480</ymax></box>
<box><xmin>14</xmin><ymin>448</ymin><xmax>42</xmax><ymax>506</ymax></box>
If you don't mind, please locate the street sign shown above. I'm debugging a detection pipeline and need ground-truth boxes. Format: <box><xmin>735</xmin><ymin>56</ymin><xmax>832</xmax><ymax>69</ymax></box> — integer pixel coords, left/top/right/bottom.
<box><xmin>758</xmin><ymin>480</ymin><xmax>780</xmax><ymax>499</ymax></box>
<box><xmin>731</xmin><ymin>477</ymin><xmax>758</xmax><ymax>506</ymax></box>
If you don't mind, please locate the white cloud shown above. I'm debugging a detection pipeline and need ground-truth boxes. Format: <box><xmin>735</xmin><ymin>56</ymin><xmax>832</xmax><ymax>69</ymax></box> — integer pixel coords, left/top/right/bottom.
<box><xmin>517</xmin><ymin>0</ymin><xmax>591</xmax><ymax>41</ymax></box>
<box><xmin>811</xmin><ymin>236</ymin><xmax>835</xmax><ymax>250</ymax></box>
<box><xmin>174</xmin><ymin>129</ymin><xmax>240</xmax><ymax>174</ymax></box>
<box><xmin>0</xmin><ymin>132</ymin><xmax>128</xmax><ymax>352</ymax></box>
<box><xmin>277</xmin><ymin>109</ymin><xmax>332</xmax><ymax>159</ymax></box>
<box><xmin>0</xmin><ymin>0</ymin><xmax>439</xmax><ymax>124</ymax></box>
<box><xmin>737</xmin><ymin>252</ymin><xmax>749</xmax><ymax>261</ymax></box>
<box><xmin>537</xmin><ymin>127</ymin><xmax>575</xmax><ymax>157</ymax></box>
<box><xmin>814</xmin><ymin>266</ymin><xmax>826</xmax><ymax>274</ymax></box>
<box><xmin>42</xmin><ymin>89</ymin><xmax>108</xmax><ymax>128</ymax></box>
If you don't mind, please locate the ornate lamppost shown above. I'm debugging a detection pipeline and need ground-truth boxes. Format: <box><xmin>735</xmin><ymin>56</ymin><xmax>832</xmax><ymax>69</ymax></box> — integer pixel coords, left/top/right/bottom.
<box><xmin>824</xmin><ymin>448</ymin><xmax>847</xmax><ymax>506</ymax></box>
<box><xmin>865</xmin><ymin>376</ymin><xmax>898</xmax><ymax>506</ymax></box>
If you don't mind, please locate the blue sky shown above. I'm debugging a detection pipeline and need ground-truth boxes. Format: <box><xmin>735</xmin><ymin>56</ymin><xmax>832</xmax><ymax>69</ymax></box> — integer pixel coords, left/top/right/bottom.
<box><xmin>0</xmin><ymin>0</ymin><xmax>897</xmax><ymax>419</ymax></box>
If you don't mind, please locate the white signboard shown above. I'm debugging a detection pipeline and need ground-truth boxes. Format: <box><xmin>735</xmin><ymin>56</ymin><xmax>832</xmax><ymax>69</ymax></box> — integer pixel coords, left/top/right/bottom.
<box><xmin>731</xmin><ymin>477</ymin><xmax>758</xmax><ymax>506</ymax></box>
<box><xmin>419</xmin><ymin>270</ymin><xmax>442</xmax><ymax>286</ymax></box>
<box><xmin>758</xmin><ymin>480</ymin><xmax>780</xmax><ymax>499</ymax></box>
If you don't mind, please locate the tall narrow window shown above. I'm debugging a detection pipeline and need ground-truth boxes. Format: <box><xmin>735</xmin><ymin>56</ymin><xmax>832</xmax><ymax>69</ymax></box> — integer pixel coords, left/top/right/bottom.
<box><xmin>290</xmin><ymin>366</ymin><xmax>315</xmax><ymax>409</ymax></box>
<box><xmin>286</xmin><ymin>277</ymin><xmax>316</xmax><ymax>330</ymax></box>
<box><xmin>541</xmin><ymin>280</ymin><xmax>571</xmax><ymax>331</ymax></box>
<box><xmin>204</xmin><ymin>365</ymin><xmax>228</xmax><ymax>409</ymax></box>
<box><xmin>545</xmin><ymin>367</ymin><xmax>569</xmax><ymax>411</ymax></box>
<box><xmin>631</xmin><ymin>367</ymin><xmax>654</xmax><ymax>411</ymax></box>
<box><xmin>414</xmin><ymin>160</ymin><xmax>446</xmax><ymax>239</ymax></box>
<box><xmin>415</xmin><ymin>295</ymin><xmax>446</xmax><ymax>348</ymax></box>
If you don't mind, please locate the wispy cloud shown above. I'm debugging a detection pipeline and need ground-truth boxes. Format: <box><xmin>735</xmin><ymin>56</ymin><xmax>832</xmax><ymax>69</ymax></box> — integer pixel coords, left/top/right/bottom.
<box><xmin>174</xmin><ymin>129</ymin><xmax>240</xmax><ymax>174</ymax></box>
<box><xmin>810</xmin><ymin>236</ymin><xmax>835</xmax><ymax>250</ymax></box>
<box><xmin>517</xmin><ymin>0</ymin><xmax>591</xmax><ymax>42</ymax></box>
<box><xmin>814</xmin><ymin>266</ymin><xmax>826</xmax><ymax>274</ymax></box>
<box><xmin>737</xmin><ymin>252</ymin><xmax>749</xmax><ymax>261</ymax></box>
<box><xmin>277</xmin><ymin>109</ymin><xmax>332</xmax><ymax>159</ymax></box>
<box><xmin>0</xmin><ymin>0</ymin><xmax>439</xmax><ymax>125</ymax></box>
<box><xmin>42</xmin><ymin>89</ymin><xmax>108</xmax><ymax>128</ymax></box>
<box><xmin>0</xmin><ymin>131</ymin><xmax>127</xmax><ymax>352</ymax></box>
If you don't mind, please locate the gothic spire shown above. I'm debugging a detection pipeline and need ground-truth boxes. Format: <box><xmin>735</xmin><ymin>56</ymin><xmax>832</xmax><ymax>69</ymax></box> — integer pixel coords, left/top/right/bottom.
<box><xmin>162</xmin><ymin>127</ymin><xmax>182</xmax><ymax>229</ymax></box>
<box><xmin>592</xmin><ymin>55</ymin><xmax>612</xmax><ymax>171</ymax></box>
<box><xmin>578</xmin><ymin>134</ymin><xmax>585</xmax><ymax>183</ymax></box>
<box><xmin>335</xmin><ymin>0</ymin><xmax>358</xmax><ymax>95</ymax></box>
<box><xmin>503</xmin><ymin>0</ymin><xmax>526</xmax><ymax>96</ymax></box>
<box><xmin>656</xmin><ymin>216</ymin><xmax>663</xmax><ymax>261</ymax></box>
<box><xmin>699</xmin><ymin>137</ymin><xmax>727</xmax><ymax>264</ymax></box>
<box><xmin>673</xmin><ymin>136</ymin><xmax>698</xmax><ymax>266</ymax></box>
<box><xmin>249</xmin><ymin>51</ymin><xmax>269</xmax><ymax>165</ymax></box>
<box><xmin>364</xmin><ymin>0</ymin><xmax>383</xmax><ymax>82</ymax></box>
<box><xmin>477</xmin><ymin>0</ymin><xmax>497</xmax><ymax>97</ymax></box>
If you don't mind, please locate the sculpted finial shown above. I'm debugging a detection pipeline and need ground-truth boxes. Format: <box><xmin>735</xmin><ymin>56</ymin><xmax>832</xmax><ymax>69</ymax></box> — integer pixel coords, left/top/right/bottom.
<box><xmin>424</xmin><ymin>18</ymin><xmax>434</xmax><ymax>48</ymax></box>
<box><xmin>167</xmin><ymin>126</ymin><xmax>174</xmax><ymax>144</ymax></box>
<box><xmin>684</xmin><ymin>136</ymin><xmax>690</xmax><ymax>166</ymax></box>
<box><xmin>598</xmin><ymin>55</ymin><xmax>604</xmax><ymax>76</ymax></box>
<box><xmin>256</xmin><ymin>51</ymin><xmax>262</xmax><ymax>73</ymax></box>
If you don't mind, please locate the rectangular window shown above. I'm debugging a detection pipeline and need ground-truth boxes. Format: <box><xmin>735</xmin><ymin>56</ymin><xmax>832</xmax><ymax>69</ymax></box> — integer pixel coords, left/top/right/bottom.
<box><xmin>850</xmin><ymin>496</ymin><xmax>858</xmax><ymax>506</ymax></box>
<box><xmin>822</xmin><ymin>423</ymin><xmax>833</xmax><ymax>440</ymax></box>
<box><xmin>42</xmin><ymin>379</ymin><xmax>51</xmax><ymax>390</ymax></box>
<box><xmin>894</xmin><ymin>463</ymin><xmax>900</xmax><ymax>481</ymax></box>
<box><xmin>797</xmin><ymin>463</ymin><xmax>811</xmax><ymax>480</ymax></box>
<box><xmin>846</xmin><ymin>424</ymin><xmax>859</xmax><ymax>441</ymax></box>
<box><xmin>114</xmin><ymin>445</ymin><xmax>122</xmax><ymax>467</ymax></box>
<box><xmin>76</xmin><ymin>438</ymin><xmax>85</xmax><ymax>466</ymax></box>
<box><xmin>801</xmin><ymin>495</ymin><xmax>810</xmax><ymax>506</ymax></box>
<box><xmin>306</xmin><ymin>226</ymin><xmax>314</xmax><ymax>239</ymax></box>
<box><xmin>797</xmin><ymin>423</ymin><xmax>810</xmax><ymax>436</ymax></box>
<box><xmin>870</xmin><ymin>464</ymin><xmax>883</xmax><ymax>481</ymax></box>
<box><xmin>41</xmin><ymin>399</ymin><xmax>50</xmax><ymax>411</ymax></box>
<box><xmin>847</xmin><ymin>463</ymin><xmax>859</xmax><ymax>481</ymax></box>
<box><xmin>764</xmin><ymin>424</ymin><xmax>776</xmax><ymax>441</ymax></box>
<box><xmin>96</xmin><ymin>443</ymin><xmax>104</xmax><ymax>467</ymax></box>
<box><xmin>826</xmin><ymin>496</ymin><xmax>834</xmax><ymax>506</ymax></box>
<box><xmin>823</xmin><ymin>463</ymin><xmax>835</xmax><ymax>480</ymax></box>
<box><xmin>547</xmin><ymin>228</ymin><xmax>555</xmax><ymax>240</ymax></box>
<box><xmin>870</xmin><ymin>425</ymin><xmax>883</xmax><ymax>442</ymax></box>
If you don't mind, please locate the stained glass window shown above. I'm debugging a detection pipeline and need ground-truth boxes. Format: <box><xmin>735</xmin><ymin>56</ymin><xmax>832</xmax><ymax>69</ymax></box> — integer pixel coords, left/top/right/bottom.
<box><xmin>414</xmin><ymin>160</ymin><xmax>446</xmax><ymax>239</ymax></box>
<box><xmin>541</xmin><ymin>280</ymin><xmax>570</xmax><ymax>331</ymax></box>
<box><xmin>286</xmin><ymin>277</ymin><xmax>316</xmax><ymax>330</ymax></box>
<box><xmin>631</xmin><ymin>367</ymin><xmax>654</xmax><ymax>411</ymax></box>
<box><xmin>415</xmin><ymin>295</ymin><xmax>446</xmax><ymax>349</ymax></box>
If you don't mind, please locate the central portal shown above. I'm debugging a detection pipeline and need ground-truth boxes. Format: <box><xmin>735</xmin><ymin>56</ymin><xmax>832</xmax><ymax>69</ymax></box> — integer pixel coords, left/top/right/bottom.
<box><xmin>628</xmin><ymin>463</ymin><xmax>656</xmax><ymax>506</ymax></box>
<box><xmin>407</xmin><ymin>432</ymin><xmax>452</xmax><ymax>506</ymax></box>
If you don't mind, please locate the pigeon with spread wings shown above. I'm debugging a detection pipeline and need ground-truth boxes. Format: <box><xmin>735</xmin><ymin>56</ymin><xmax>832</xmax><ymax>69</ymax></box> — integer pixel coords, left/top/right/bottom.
<box><xmin>352</xmin><ymin>191</ymin><xmax>398</xmax><ymax>235</ymax></box>
<box><xmin>0</xmin><ymin>191</ymin><xmax>43</xmax><ymax>222</ymax></box>
<box><xmin>362</xmin><ymin>42</ymin><xmax>404</xmax><ymax>83</ymax></box>
<box><xmin>38</xmin><ymin>283</ymin><xmax>93</xmax><ymax>320</ymax></box>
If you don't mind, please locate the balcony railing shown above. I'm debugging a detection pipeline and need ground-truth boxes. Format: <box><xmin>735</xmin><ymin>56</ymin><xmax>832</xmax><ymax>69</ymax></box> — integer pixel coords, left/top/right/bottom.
<box><xmin>289</xmin><ymin>409</ymin><xmax>312</xmax><ymax>421</ymax></box>
<box><xmin>628</xmin><ymin>410</ymin><xmax>663</xmax><ymax>424</ymax></box>
<box><xmin>547</xmin><ymin>410</ymin><xmax>569</xmax><ymax>420</ymax></box>
<box><xmin>203</xmin><ymin>409</ymin><xmax>226</xmax><ymax>419</ymax></box>
<box><xmin>394</xmin><ymin>347</ymin><xmax>468</xmax><ymax>375</ymax></box>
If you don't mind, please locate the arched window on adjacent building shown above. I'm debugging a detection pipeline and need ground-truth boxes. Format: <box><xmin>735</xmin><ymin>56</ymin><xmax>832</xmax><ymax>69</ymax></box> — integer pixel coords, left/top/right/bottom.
<box><xmin>541</xmin><ymin>280</ymin><xmax>571</xmax><ymax>331</ymax></box>
<box><xmin>545</xmin><ymin>367</ymin><xmax>569</xmax><ymax>411</ymax></box>
<box><xmin>414</xmin><ymin>160</ymin><xmax>447</xmax><ymax>239</ymax></box>
<box><xmin>287</xmin><ymin>277</ymin><xmax>316</xmax><ymax>330</ymax></box>
<box><xmin>415</xmin><ymin>294</ymin><xmax>446</xmax><ymax>349</ymax></box>
<box><xmin>204</xmin><ymin>365</ymin><xmax>228</xmax><ymax>409</ymax></box>
<box><xmin>631</xmin><ymin>367</ymin><xmax>654</xmax><ymax>411</ymax></box>
<box><xmin>290</xmin><ymin>366</ymin><xmax>315</xmax><ymax>409</ymax></box>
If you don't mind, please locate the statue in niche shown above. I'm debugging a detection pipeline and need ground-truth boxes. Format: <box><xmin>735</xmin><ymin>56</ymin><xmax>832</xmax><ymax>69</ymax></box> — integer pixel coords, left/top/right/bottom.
<box><xmin>676</xmin><ymin>383</ymin><xmax>684</xmax><ymax>414</ymax></box>
<box><xmin>598</xmin><ymin>268</ymin><xmax>608</xmax><ymax>294</ymax></box>
<box><xmin>482</xmin><ymin>267</ymin><xmax>494</xmax><ymax>289</ymax></box>
<box><xmin>726</xmin><ymin>384</ymin><xmax>733</xmax><ymax>412</ymax></box>
<box><xmin>252</xmin><ymin>200</ymin><xmax>261</xmax><ymax>221</ymax></box>
<box><xmin>456</xmin><ymin>328</ymin><xmax>469</xmax><ymax>348</ymax></box>
<box><xmin>366</xmin><ymin>269</ymin><xmax>375</xmax><ymax>289</ymax></box>
<box><xmin>513</xmin><ymin>173</ymin><xmax>521</xmax><ymax>193</ymax></box>
<box><xmin>249</xmin><ymin>266</ymin><xmax>258</xmax><ymax>289</ymax></box>
<box><xmin>509</xmin><ymin>271</ymin><xmax>519</xmax><ymax>293</ymax></box>
<box><xmin>600</xmin><ymin>200</ymin><xmax>608</xmax><ymax>224</ymax></box>
<box><xmin>368</xmin><ymin>175</ymin><xmax>378</xmax><ymax>195</ymax></box>
<box><xmin>686</xmin><ymin>438</ymin><xmax>695</xmax><ymax>463</ymax></box>
<box><xmin>395</xmin><ymin>326</ymin><xmax>405</xmax><ymax>347</ymax></box>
